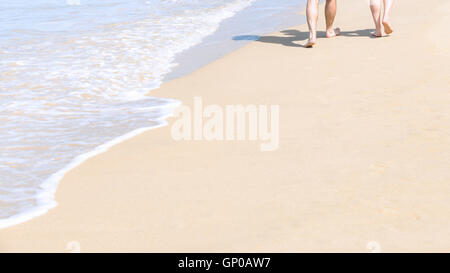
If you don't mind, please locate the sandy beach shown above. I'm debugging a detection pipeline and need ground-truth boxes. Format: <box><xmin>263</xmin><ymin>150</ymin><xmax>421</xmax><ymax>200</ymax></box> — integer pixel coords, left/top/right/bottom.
<box><xmin>1</xmin><ymin>0</ymin><xmax>450</xmax><ymax>252</ymax></box>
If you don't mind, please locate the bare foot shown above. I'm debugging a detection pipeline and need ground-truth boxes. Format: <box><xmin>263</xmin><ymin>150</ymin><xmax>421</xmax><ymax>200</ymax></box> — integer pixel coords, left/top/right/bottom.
<box><xmin>371</xmin><ymin>31</ymin><xmax>382</xmax><ymax>37</ymax></box>
<box><xmin>382</xmin><ymin>20</ymin><xmax>394</xmax><ymax>34</ymax></box>
<box><xmin>305</xmin><ymin>38</ymin><xmax>316</xmax><ymax>48</ymax></box>
<box><xmin>326</xmin><ymin>27</ymin><xmax>341</xmax><ymax>38</ymax></box>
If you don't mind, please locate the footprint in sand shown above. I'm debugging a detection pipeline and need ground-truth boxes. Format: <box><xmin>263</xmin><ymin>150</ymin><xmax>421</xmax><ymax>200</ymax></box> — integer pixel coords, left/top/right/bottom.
<box><xmin>369</xmin><ymin>162</ymin><xmax>389</xmax><ymax>174</ymax></box>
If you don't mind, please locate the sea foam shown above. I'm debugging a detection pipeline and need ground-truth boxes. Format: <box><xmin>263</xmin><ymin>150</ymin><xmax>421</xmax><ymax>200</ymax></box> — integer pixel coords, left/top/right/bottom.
<box><xmin>0</xmin><ymin>0</ymin><xmax>256</xmax><ymax>229</ymax></box>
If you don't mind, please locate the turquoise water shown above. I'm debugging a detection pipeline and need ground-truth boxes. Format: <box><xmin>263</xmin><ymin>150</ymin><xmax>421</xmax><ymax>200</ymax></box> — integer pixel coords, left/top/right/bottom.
<box><xmin>0</xmin><ymin>0</ymin><xmax>304</xmax><ymax>228</ymax></box>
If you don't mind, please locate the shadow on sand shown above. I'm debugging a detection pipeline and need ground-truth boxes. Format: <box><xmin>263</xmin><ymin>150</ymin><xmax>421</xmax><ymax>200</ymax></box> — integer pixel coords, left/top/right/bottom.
<box><xmin>233</xmin><ymin>28</ymin><xmax>376</xmax><ymax>48</ymax></box>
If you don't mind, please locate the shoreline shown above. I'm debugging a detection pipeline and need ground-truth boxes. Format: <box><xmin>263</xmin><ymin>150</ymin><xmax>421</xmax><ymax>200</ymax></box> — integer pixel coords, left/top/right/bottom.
<box><xmin>0</xmin><ymin>121</ymin><xmax>172</xmax><ymax>230</ymax></box>
<box><xmin>2</xmin><ymin>0</ymin><xmax>450</xmax><ymax>252</ymax></box>
<box><xmin>164</xmin><ymin>0</ymin><xmax>305</xmax><ymax>81</ymax></box>
<box><xmin>0</xmin><ymin>0</ymin><xmax>305</xmax><ymax>230</ymax></box>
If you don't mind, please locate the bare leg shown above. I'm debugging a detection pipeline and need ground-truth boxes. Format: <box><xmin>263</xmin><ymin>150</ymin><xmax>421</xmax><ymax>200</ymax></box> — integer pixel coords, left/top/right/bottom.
<box><xmin>325</xmin><ymin>0</ymin><xmax>340</xmax><ymax>38</ymax></box>
<box><xmin>382</xmin><ymin>0</ymin><xmax>394</xmax><ymax>34</ymax></box>
<box><xmin>305</xmin><ymin>0</ymin><xmax>319</xmax><ymax>47</ymax></box>
<box><xmin>370</xmin><ymin>0</ymin><xmax>382</xmax><ymax>37</ymax></box>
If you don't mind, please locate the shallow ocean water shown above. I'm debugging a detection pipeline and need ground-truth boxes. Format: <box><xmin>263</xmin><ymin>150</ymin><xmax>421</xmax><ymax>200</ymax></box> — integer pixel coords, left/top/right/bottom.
<box><xmin>0</xmin><ymin>0</ymin><xmax>304</xmax><ymax>228</ymax></box>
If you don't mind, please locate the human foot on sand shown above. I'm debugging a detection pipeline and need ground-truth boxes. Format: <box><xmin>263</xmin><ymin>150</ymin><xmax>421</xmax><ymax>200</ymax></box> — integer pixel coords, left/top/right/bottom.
<box><xmin>371</xmin><ymin>29</ymin><xmax>383</xmax><ymax>37</ymax></box>
<box><xmin>370</xmin><ymin>0</ymin><xmax>394</xmax><ymax>36</ymax></box>
<box><xmin>305</xmin><ymin>38</ymin><xmax>316</xmax><ymax>48</ymax></box>
<box><xmin>306</xmin><ymin>0</ymin><xmax>338</xmax><ymax>48</ymax></box>
<box><xmin>326</xmin><ymin>27</ymin><xmax>341</xmax><ymax>38</ymax></box>
<box><xmin>382</xmin><ymin>20</ymin><xmax>394</xmax><ymax>34</ymax></box>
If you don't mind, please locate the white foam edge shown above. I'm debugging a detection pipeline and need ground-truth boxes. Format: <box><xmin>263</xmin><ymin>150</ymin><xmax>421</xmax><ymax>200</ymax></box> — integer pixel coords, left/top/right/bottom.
<box><xmin>0</xmin><ymin>100</ymin><xmax>181</xmax><ymax>230</ymax></box>
<box><xmin>0</xmin><ymin>0</ymin><xmax>261</xmax><ymax>230</ymax></box>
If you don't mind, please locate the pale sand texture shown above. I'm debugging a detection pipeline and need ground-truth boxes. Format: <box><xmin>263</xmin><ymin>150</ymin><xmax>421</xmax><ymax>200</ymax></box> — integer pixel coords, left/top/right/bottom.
<box><xmin>1</xmin><ymin>0</ymin><xmax>450</xmax><ymax>252</ymax></box>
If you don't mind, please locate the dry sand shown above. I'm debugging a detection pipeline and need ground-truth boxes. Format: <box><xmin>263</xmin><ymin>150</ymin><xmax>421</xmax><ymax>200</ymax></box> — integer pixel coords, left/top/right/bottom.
<box><xmin>1</xmin><ymin>0</ymin><xmax>450</xmax><ymax>252</ymax></box>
